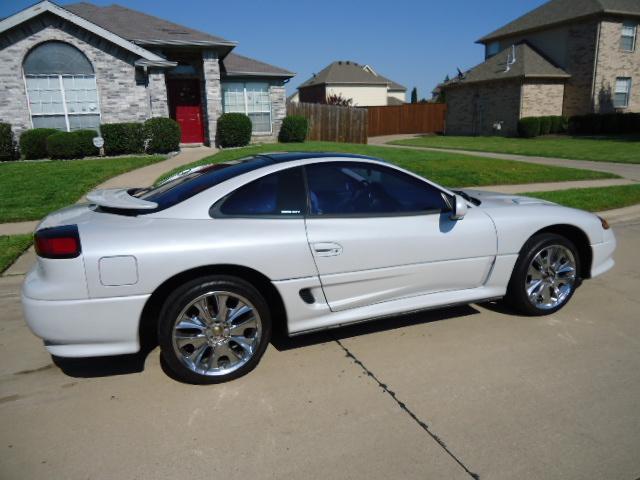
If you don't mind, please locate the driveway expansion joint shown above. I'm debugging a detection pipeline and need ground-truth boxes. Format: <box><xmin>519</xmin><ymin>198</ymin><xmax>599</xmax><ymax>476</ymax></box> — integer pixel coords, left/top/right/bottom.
<box><xmin>334</xmin><ymin>337</ymin><xmax>480</xmax><ymax>480</ymax></box>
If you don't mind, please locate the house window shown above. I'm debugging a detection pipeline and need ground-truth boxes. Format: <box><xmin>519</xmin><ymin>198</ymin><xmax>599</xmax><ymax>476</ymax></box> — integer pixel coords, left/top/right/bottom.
<box><xmin>614</xmin><ymin>77</ymin><xmax>632</xmax><ymax>108</ymax></box>
<box><xmin>486</xmin><ymin>42</ymin><xmax>500</xmax><ymax>58</ymax></box>
<box><xmin>23</xmin><ymin>41</ymin><xmax>100</xmax><ymax>132</ymax></box>
<box><xmin>621</xmin><ymin>21</ymin><xmax>637</xmax><ymax>51</ymax></box>
<box><xmin>222</xmin><ymin>82</ymin><xmax>272</xmax><ymax>134</ymax></box>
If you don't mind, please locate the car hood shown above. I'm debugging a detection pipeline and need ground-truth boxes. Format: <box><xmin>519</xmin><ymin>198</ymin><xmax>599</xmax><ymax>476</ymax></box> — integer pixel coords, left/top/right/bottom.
<box><xmin>460</xmin><ymin>189</ymin><xmax>557</xmax><ymax>209</ymax></box>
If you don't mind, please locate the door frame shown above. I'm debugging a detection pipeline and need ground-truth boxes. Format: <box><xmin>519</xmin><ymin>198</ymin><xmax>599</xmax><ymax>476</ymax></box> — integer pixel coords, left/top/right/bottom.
<box><xmin>167</xmin><ymin>77</ymin><xmax>205</xmax><ymax>144</ymax></box>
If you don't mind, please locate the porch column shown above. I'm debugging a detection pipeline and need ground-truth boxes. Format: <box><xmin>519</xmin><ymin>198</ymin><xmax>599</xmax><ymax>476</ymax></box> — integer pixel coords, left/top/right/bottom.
<box><xmin>148</xmin><ymin>68</ymin><xmax>169</xmax><ymax>117</ymax></box>
<box><xmin>270</xmin><ymin>82</ymin><xmax>287</xmax><ymax>139</ymax></box>
<box><xmin>202</xmin><ymin>49</ymin><xmax>222</xmax><ymax>145</ymax></box>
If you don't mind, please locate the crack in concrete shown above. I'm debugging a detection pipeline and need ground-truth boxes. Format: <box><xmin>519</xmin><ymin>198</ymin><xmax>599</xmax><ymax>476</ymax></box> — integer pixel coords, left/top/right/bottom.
<box><xmin>334</xmin><ymin>338</ymin><xmax>480</xmax><ymax>480</ymax></box>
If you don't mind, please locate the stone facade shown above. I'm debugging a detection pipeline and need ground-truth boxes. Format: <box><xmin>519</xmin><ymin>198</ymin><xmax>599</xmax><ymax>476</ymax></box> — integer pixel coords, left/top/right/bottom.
<box><xmin>445</xmin><ymin>80</ymin><xmax>522</xmax><ymax>136</ymax></box>
<box><xmin>0</xmin><ymin>15</ymin><xmax>149</xmax><ymax>136</ymax></box>
<box><xmin>593</xmin><ymin>17</ymin><xmax>640</xmax><ymax>113</ymax></box>
<box><xmin>148</xmin><ymin>69</ymin><xmax>169</xmax><ymax>118</ymax></box>
<box><xmin>201</xmin><ymin>49</ymin><xmax>222</xmax><ymax>145</ymax></box>
<box><xmin>521</xmin><ymin>80</ymin><xmax>565</xmax><ymax>117</ymax></box>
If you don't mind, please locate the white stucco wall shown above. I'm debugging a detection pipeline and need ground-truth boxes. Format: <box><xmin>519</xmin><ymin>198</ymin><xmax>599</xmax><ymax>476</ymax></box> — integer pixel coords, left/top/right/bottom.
<box><xmin>388</xmin><ymin>90</ymin><xmax>406</xmax><ymax>103</ymax></box>
<box><xmin>325</xmin><ymin>84</ymin><xmax>389</xmax><ymax>106</ymax></box>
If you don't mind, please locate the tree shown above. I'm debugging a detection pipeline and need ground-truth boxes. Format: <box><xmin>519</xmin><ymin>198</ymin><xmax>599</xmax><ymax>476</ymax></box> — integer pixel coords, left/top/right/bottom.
<box><xmin>325</xmin><ymin>93</ymin><xmax>353</xmax><ymax>107</ymax></box>
<box><xmin>410</xmin><ymin>87</ymin><xmax>418</xmax><ymax>104</ymax></box>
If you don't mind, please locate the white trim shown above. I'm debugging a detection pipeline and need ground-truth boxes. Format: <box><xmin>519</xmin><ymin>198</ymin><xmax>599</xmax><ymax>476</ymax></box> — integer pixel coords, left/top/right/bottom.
<box><xmin>0</xmin><ymin>1</ymin><xmax>168</xmax><ymax>63</ymax></box>
<box><xmin>58</xmin><ymin>74</ymin><xmax>71</xmax><ymax>131</ymax></box>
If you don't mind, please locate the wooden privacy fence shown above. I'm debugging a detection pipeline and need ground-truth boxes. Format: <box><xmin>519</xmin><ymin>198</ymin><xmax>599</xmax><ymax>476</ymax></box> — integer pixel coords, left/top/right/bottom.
<box><xmin>367</xmin><ymin>103</ymin><xmax>447</xmax><ymax>137</ymax></box>
<box><xmin>286</xmin><ymin>102</ymin><xmax>368</xmax><ymax>144</ymax></box>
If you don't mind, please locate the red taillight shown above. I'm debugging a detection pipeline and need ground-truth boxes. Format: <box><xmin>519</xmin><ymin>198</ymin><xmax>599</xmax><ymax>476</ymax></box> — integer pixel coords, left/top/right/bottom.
<box><xmin>34</xmin><ymin>225</ymin><xmax>82</xmax><ymax>259</ymax></box>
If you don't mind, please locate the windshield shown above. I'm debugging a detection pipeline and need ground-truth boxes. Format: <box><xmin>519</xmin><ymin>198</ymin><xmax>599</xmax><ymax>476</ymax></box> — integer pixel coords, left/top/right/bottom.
<box><xmin>127</xmin><ymin>156</ymin><xmax>275</xmax><ymax>213</ymax></box>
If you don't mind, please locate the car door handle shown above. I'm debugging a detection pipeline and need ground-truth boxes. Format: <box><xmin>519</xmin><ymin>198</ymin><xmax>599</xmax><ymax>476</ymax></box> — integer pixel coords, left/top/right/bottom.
<box><xmin>312</xmin><ymin>242</ymin><xmax>343</xmax><ymax>257</ymax></box>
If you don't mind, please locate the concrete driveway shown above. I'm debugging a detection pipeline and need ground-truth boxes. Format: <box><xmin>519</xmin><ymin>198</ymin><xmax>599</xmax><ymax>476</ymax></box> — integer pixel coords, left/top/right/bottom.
<box><xmin>1</xmin><ymin>222</ymin><xmax>639</xmax><ymax>480</ymax></box>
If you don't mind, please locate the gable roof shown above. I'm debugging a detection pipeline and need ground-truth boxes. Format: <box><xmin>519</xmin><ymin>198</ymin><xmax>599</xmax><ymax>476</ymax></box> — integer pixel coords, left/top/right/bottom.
<box><xmin>0</xmin><ymin>0</ymin><xmax>174</xmax><ymax>65</ymax></box>
<box><xmin>444</xmin><ymin>43</ymin><xmax>570</xmax><ymax>88</ymax></box>
<box><xmin>478</xmin><ymin>0</ymin><xmax>640</xmax><ymax>43</ymax></box>
<box><xmin>299</xmin><ymin>61</ymin><xmax>406</xmax><ymax>91</ymax></box>
<box><xmin>221</xmin><ymin>52</ymin><xmax>294</xmax><ymax>78</ymax></box>
<box><xmin>64</xmin><ymin>2</ymin><xmax>236</xmax><ymax>48</ymax></box>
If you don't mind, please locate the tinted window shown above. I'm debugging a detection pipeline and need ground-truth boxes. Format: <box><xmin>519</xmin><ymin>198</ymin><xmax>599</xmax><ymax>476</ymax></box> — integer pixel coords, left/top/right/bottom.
<box><xmin>132</xmin><ymin>157</ymin><xmax>274</xmax><ymax>213</ymax></box>
<box><xmin>216</xmin><ymin>167</ymin><xmax>306</xmax><ymax>217</ymax></box>
<box><xmin>306</xmin><ymin>162</ymin><xmax>448</xmax><ymax>216</ymax></box>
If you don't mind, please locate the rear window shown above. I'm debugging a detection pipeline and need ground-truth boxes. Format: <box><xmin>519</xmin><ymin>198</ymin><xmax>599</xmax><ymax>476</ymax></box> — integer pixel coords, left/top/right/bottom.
<box><xmin>130</xmin><ymin>156</ymin><xmax>274</xmax><ymax>213</ymax></box>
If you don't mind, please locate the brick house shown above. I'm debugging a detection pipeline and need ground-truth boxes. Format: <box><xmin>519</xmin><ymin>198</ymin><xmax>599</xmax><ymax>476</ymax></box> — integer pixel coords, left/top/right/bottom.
<box><xmin>0</xmin><ymin>1</ymin><xmax>294</xmax><ymax>145</ymax></box>
<box><xmin>443</xmin><ymin>0</ymin><xmax>640</xmax><ymax>136</ymax></box>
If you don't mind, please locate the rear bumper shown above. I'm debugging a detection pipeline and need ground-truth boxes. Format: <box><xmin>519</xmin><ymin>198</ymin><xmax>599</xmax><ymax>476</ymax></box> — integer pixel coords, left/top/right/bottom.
<box><xmin>590</xmin><ymin>232</ymin><xmax>616</xmax><ymax>278</ymax></box>
<box><xmin>21</xmin><ymin>293</ymin><xmax>149</xmax><ymax>358</ymax></box>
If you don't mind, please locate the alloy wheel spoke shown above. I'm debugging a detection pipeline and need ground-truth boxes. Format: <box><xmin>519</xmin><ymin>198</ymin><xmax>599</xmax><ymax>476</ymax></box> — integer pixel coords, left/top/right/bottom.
<box><xmin>231</xmin><ymin>335</ymin><xmax>255</xmax><ymax>355</ymax></box>
<box><xmin>229</xmin><ymin>314</ymin><xmax>258</xmax><ymax>336</ymax></box>
<box><xmin>175</xmin><ymin>332</ymin><xmax>207</xmax><ymax>350</ymax></box>
<box><xmin>176</xmin><ymin>316</ymin><xmax>207</xmax><ymax>331</ymax></box>
<box><xmin>187</xmin><ymin>343</ymin><xmax>210</xmax><ymax>371</ymax></box>
<box><xmin>194</xmin><ymin>298</ymin><xmax>214</xmax><ymax>325</ymax></box>
<box><xmin>227</xmin><ymin>303</ymin><xmax>252</xmax><ymax>324</ymax></box>
<box><xmin>214</xmin><ymin>294</ymin><xmax>230</xmax><ymax>322</ymax></box>
<box><xmin>527</xmin><ymin>279</ymin><xmax>544</xmax><ymax>299</ymax></box>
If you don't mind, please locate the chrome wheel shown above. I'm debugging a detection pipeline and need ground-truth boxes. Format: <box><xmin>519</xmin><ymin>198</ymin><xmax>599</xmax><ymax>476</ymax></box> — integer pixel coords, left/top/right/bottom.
<box><xmin>171</xmin><ymin>291</ymin><xmax>262</xmax><ymax>376</ymax></box>
<box><xmin>525</xmin><ymin>245</ymin><xmax>577</xmax><ymax>310</ymax></box>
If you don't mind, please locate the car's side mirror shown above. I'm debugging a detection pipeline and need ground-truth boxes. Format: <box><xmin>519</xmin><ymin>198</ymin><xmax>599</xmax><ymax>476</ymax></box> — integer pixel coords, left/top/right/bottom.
<box><xmin>450</xmin><ymin>195</ymin><xmax>468</xmax><ymax>220</ymax></box>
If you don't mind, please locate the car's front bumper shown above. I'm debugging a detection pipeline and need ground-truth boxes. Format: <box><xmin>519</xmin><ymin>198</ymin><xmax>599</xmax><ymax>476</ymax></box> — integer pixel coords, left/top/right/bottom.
<box><xmin>590</xmin><ymin>229</ymin><xmax>616</xmax><ymax>278</ymax></box>
<box><xmin>21</xmin><ymin>293</ymin><xmax>149</xmax><ymax>357</ymax></box>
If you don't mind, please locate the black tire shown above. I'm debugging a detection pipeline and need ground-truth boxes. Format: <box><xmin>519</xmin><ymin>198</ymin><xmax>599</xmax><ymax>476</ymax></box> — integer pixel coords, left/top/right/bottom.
<box><xmin>158</xmin><ymin>275</ymin><xmax>271</xmax><ymax>384</ymax></box>
<box><xmin>505</xmin><ymin>233</ymin><xmax>581</xmax><ymax>316</ymax></box>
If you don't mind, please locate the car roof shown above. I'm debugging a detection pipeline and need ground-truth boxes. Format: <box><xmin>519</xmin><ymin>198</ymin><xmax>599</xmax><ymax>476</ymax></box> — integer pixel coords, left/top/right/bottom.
<box><xmin>256</xmin><ymin>152</ymin><xmax>384</xmax><ymax>163</ymax></box>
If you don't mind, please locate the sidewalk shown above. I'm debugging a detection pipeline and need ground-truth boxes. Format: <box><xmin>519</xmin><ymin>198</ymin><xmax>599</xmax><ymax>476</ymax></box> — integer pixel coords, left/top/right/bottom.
<box><xmin>0</xmin><ymin>146</ymin><xmax>215</xmax><ymax>237</ymax></box>
<box><xmin>368</xmin><ymin>134</ymin><xmax>640</xmax><ymax>181</ymax></box>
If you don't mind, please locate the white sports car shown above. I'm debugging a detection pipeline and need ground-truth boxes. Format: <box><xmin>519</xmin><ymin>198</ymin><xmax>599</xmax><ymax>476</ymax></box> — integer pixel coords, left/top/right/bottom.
<box><xmin>22</xmin><ymin>152</ymin><xmax>616</xmax><ymax>383</ymax></box>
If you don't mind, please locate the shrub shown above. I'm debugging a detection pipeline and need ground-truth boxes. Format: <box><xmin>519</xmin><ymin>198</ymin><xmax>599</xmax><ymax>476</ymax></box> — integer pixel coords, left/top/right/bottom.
<box><xmin>101</xmin><ymin>122</ymin><xmax>145</xmax><ymax>155</ymax></box>
<box><xmin>0</xmin><ymin>122</ymin><xmax>15</xmax><ymax>161</ymax></box>
<box><xmin>568</xmin><ymin>112</ymin><xmax>640</xmax><ymax>135</ymax></box>
<box><xmin>144</xmin><ymin>117</ymin><xmax>181</xmax><ymax>153</ymax></box>
<box><xmin>518</xmin><ymin>117</ymin><xmax>541</xmax><ymax>138</ymax></box>
<box><xmin>216</xmin><ymin>113</ymin><xmax>252</xmax><ymax>148</ymax></box>
<box><xmin>19</xmin><ymin>128</ymin><xmax>58</xmax><ymax>159</ymax></box>
<box><xmin>549</xmin><ymin>116</ymin><xmax>568</xmax><ymax>134</ymax></box>
<box><xmin>46</xmin><ymin>129</ymin><xmax>98</xmax><ymax>159</ymax></box>
<box><xmin>278</xmin><ymin>115</ymin><xmax>308</xmax><ymax>143</ymax></box>
<box><xmin>539</xmin><ymin>116</ymin><xmax>552</xmax><ymax>135</ymax></box>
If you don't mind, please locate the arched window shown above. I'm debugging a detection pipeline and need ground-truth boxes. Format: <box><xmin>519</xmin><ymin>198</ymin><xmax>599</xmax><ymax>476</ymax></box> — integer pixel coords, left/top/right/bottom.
<box><xmin>23</xmin><ymin>41</ymin><xmax>100</xmax><ymax>131</ymax></box>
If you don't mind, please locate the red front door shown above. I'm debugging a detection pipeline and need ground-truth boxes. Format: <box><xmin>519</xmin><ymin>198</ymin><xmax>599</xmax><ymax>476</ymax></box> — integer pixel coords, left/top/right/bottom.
<box><xmin>168</xmin><ymin>79</ymin><xmax>204</xmax><ymax>143</ymax></box>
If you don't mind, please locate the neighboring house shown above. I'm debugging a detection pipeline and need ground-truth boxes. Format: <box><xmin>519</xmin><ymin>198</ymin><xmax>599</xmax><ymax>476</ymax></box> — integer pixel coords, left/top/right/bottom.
<box><xmin>443</xmin><ymin>0</ymin><xmax>640</xmax><ymax>136</ymax></box>
<box><xmin>0</xmin><ymin>1</ymin><xmax>294</xmax><ymax>145</ymax></box>
<box><xmin>297</xmin><ymin>61</ymin><xmax>406</xmax><ymax>106</ymax></box>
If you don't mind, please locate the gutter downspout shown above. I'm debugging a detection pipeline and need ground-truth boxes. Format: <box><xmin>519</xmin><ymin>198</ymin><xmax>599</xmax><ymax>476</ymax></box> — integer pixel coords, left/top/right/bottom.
<box><xmin>590</xmin><ymin>21</ymin><xmax>602</xmax><ymax>113</ymax></box>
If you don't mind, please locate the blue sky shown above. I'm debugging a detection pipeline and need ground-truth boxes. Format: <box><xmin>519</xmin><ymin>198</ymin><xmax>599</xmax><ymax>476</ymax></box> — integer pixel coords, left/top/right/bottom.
<box><xmin>2</xmin><ymin>0</ymin><xmax>547</xmax><ymax>98</ymax></box>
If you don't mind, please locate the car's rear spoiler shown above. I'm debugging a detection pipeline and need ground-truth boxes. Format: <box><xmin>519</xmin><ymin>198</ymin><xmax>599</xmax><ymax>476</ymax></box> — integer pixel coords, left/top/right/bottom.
<box><xmin>86</xmin><ymin>188</ymin><xmax>158</xmax><ymax>210</ymax></box>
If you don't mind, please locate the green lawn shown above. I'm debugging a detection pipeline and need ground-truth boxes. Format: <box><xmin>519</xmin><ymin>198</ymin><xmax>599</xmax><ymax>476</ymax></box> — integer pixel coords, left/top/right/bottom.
<box><xmin>525</xmin><ymin>184</ymin><xmax>640</xmax><ymax>212</ymax></box>
<box><xmin>0</xmin><ymin>235</ymin><xmax>32</xmax><ymax>273</ymax></box>
<box><xmin>0</xmin><ymin>155</ymin><xmax>165</xmax><ymax>223</ymax></box>
<box><xmin>389</xmin><ymin>135</ymin><xmax>640</xmax><ymax>164</ymax></box>
<box><xmin>158</xmin><ymin>141</ymin><xmax>616</xmax><ymax>188</ymax></box>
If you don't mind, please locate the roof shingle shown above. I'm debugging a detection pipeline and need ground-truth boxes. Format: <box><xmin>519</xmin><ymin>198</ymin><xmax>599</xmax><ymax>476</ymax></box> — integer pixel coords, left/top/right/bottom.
<box><xmin>221</xmin><ymin>53</ymin><xmax>294</xmax><ymax>78</ymax></box>
<box><xmin>444</xmin><ymin>43</ymin><xmax>570</xmax><ymax>87</ymax></box>
<box><xmin>478</xmin><ymin>0</ymin><xmax>640</xmax><ymax>43</ymax></box>
<box><xmin>65</xmin><ymin>2</ymin><xmax>234</xmax><ymax>46</ymax></box>
<box><xmin>299</xmin><ymin>61</ymin><xmax>405</xmax><ymax>90</ymax></box>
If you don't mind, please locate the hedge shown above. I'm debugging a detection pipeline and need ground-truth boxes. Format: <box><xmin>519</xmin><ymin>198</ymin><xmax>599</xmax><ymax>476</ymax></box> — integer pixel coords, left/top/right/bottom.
<box><xmin>517</xmin><ymin>117</ymin><xmax>540</xmax><ymax>138</ymax></box>
<box><xmin>279</xmin><ymin>115</ymin><xmax>308</xmax><ymax>143</ymax></box>
<box><xmin>19</xmin><ymin>128</ymin><xmax>58</xmax><ymax>159</ymax></box>
<box><xmin>539</xmin><ymin>116</ymin><xmax>552</xmax><ymax>135</ymax></box>
<box><xmin>0</xmin><ymin>123</ymin><xmax>14</xmax><ymax>161</ymax></box>
<box><xmin>144</xmin><ymin>117</ymin><xmax>181</xmax><ymax>153</ymax></box>
<box><xmin>569</xmin><ymin>112</ymin><xmax>640</xmax><ymax>135</ymax></box>
<box><xmin>46</xmin><ymin>129</ymin><xmax>98</xmax><ymax>159</ymax></box>
<box><xmin>101</xmin><ymin>122</ymin><xmax>145</xmax><ymax>155</ymax></box>
<box><xmin>217</xmin><ymin>113</ymin><xmax>252</xmax><ymax>148</ymax></box>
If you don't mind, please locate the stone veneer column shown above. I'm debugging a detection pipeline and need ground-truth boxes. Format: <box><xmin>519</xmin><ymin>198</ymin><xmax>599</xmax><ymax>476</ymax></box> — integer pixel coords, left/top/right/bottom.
<box><xmin>202</xmin><ymin>50</ymin><xmax>222</xmax><ymax>145</ymax></box>
<box><xmin>148</xmin><ymin>68</ymin><xmax>169</xmax><ymax>118</ymax></box>
<box><xmin>270</xmin><ymin>83</ymin><xmax>287</xmax><ymax>139</ymax></box>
